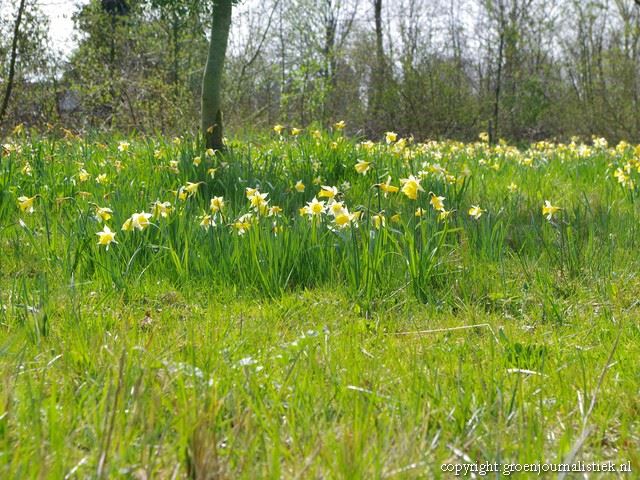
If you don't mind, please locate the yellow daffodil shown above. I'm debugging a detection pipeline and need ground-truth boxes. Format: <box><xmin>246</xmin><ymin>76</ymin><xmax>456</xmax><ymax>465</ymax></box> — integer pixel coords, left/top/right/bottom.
<box><xmin>415</xmin><ymin>207</ymin><xmax>425</xmax><ymax>217</ymax></box>
<box><xmin>385</xmin><ymin>131</ymin><xmax>398</xmax><ymax>144</ymax></box>
<box><xmin>152</xmin><ymin>201</ymin><xmax>172</xmax><ymax>219</ymax></box>
<box><xmin>95</xmin><ymin>173</ymin><xmax>108</xmax><ymax>185</ymax></box>
<box><xmin>94</xmin><ymin>205</ymin><xmax>113</xmax><ymax>222</ymax></box>
<box><xmin>318</xmin><ymin>185</ymin><xmax>338</xmax><ymax>199</ymax></box>
<box><xmin>96</xmin><ymin>225</ymin><xmax>117</xmax><ymax>249</ymax></box>
<box><xmin>184</xmin><ymin>182</ymin><xmax>201</xmax><ymax>197</ymax></box>
<box><xmin>378</xmin><ymin>176</ymin><xmax>399</xmax><ymax>197</ymax></box>
<box><xmin>438</xmin><ymin>209</ymin><xmax>452</xmax><ymax>222</ymax></box>
<box><xmin>507</xmin><ymin>182</ymin><xmax>518</xmax><ymax>193</ymax></box>
<box><xmin>360</xmin><ymin>140</ymin><xmax>375</xmax><ymax>151</ymax></box>
<box><xmin>334</xmin><ymin>120</ymin><xmax>346</xmax><ymax>130</ymax></box>
<box><xmin>78</xmin><ymin>169</ymin><xmax>90</xmax><ymax>182</ymax></box>
<box><xmin>193</xmin><ymin>156</ymin><xmax>201</xmax><ymax>167</ymax></box>
<box><xmin>430</xmin><ymin>194</ymin><xmax>445</xmax><ymax>212</ymax></box>
<box><xmin>117</xmin><ymin>141</ymin><xmax>130</xmax><ymax>152</ymax></box>
<box><xmin>273</xmin><ymin>124</ymin><xmax>285</xmax><ymax>135</ymax></box>
<box><xmin>210</xmin><ymin>196</ymin><xmax>225</xmax><ymax>213</ymax></box>
<box><xmin>355</xmin><ymin>160</ymin><xmax>371</xmax><ymax>175</ymax></box>
<box><xmin>17</xmin><ymin>195</ymin><xmax>36</xmax><ymax>214</ymax></box>
<box><xmin>400</xmin><ymin>175</ymin><xmax>424</xmax><ymax>200</ymax></box>
<box><xmin>334</xmin><ymin>212</ymin><xmax>354</xmax><ymax>229</ymax></box>
<box><xmin>542</xmin><ymin>200</ymin><xmax>561</xmax><ymax>221</ymax></box>
<box><xmin>329</xmin><ymin>201</ymin><xmax>347</xmax><ymax>217</ymax></box>
<box><xmin>390</xmin><ymin>213</ymin><xmax>401</xmax><ymax>223</ymax></box>
<box><xmin>233</xmin><ymin>213</ymin><xmax>253</xmax><ymax>235</ymax></box>
<box><xmin>295</xmin><ymin>180</ymin><xmax>305</xmax><ymax>192</ymax></box>
<box><xmin>248</xmin><ymin>191</ymin><xmax>269</xmax><ymax>212</ymax></box>
<box><xmin>372</xmin><ymin>214</ymin><xmax>386</xmax><ymax>230</ymax></box>
<box><xmin>268</xmin><ymin>206</ymin><xmax>283</xmax><ymax>217</ymax></box>
<box><xmin>200</xmin><ymin>214</ymin><xmax>215</xmax><ymax>230</ymax></box>
<box><xmin>468</xmin><ymin>205</ymin><xmax>484</xmax><ymax>219</ymax></box>
<box><xmin>306</xmin><ymin>197</ymin><xmax>326</xmax><ymax>216</ymax></box>
<box><xmin>123</xmin><ymin>212</ymin><xmax>152</xmax><ymax>231</ymax></box>
<box><xmin>291</xmin><ymin>127</ymin><xmax>302</xmax><ymax>136</ymax></box>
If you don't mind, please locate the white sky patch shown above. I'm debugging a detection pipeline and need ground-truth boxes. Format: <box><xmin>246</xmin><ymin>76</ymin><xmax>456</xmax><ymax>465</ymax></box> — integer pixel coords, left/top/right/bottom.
<box><xmin>39</xmin><ymin>0</ymin><xmax>88</xmax><ymax>56</ymax></box>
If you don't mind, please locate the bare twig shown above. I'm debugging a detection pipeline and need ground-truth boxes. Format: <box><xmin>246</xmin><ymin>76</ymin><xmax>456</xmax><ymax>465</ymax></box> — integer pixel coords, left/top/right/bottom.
<box><xmin>392</xmin><ymin>323</ymin><xmax>500</xmax><ymax>343</ymax></box>
<box><xmin>0</xmin><ymin>0</ymin><xmax>27</xmax><ymax>129</ymax></box>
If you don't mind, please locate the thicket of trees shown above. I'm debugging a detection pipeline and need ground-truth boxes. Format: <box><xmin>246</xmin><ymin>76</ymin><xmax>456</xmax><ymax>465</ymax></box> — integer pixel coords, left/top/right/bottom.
<box><xmin>2</xmin><ymin>0</ymin><xmax>640</xmax><ymax>142</ymax></box>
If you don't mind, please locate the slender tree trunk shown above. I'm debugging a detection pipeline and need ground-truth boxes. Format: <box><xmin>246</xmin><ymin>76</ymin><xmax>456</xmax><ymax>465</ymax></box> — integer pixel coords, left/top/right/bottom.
<box><xmin>202</xmin><ymin>0</ymin><xmax>233</xmax><ymax>151</ymax></box>
<box><xmin>369</xmin><ymin>0</ymin><xmax>385</xmax><ymax>131</ymax></box>
<box><xmin>321</xmin><ymin>0</ymin><xmax>337</xmax><ymax>123</ymax></box>
<box><xmin>171</xmin><ymin>9</ymin><xmax>180</xmax><ymax>92</ymax></box>
<box><xmin>0</xmin><ymin>0</ymin><xmax>27</xmax><ymax>129</ymax></box>
<box><xmin>492</xmin><ymin>25</ymin><xmax>505</xmax><ymax>144</ymax></box>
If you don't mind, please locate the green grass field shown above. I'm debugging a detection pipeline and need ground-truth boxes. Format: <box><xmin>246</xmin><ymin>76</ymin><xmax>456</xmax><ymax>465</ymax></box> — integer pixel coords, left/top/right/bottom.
<box><xmin>1</xmin><ymin>128</ymin><xmax>639</xmax><ymax>478</ymax></box>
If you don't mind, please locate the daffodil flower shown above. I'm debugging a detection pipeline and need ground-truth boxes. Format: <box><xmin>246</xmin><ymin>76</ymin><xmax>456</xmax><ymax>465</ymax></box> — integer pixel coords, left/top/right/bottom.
<box><xmin>210</xmin><ymin>196</ymin><xmax>225</xmax><ymax>213</ymax></box>
<box><xmin>97</xmin><ymin>225</ymin><xmax>117</xmax><ymax>250</ymax></box>
<box><xmin>184</xmin><ymin>182</ymin><xmax>201</xmax><ymax>197</ymax></box>
<box><xmin>542</xmin><ymin>200</ymin><xmax>561</xmax><ymax>221</ymax></box>
<box><xmin>329</xmin><ymin>201</ymin><xmax>347</xmax><ymax>217</ymax></box>
<box><xmin>318</xmin><ymin>185</ymin><xmax>338</xmax><ymax>199</ymax></box>
<box><xmin>268</xmin><ymin>206</ymin><xmax>283</xmax><ymax>217</ymax></box>
<box><xmin>152</xmin><ymin>201</ymin><xmax>173</xmax><ymax>219</ymax></box>
<box><xmin>372</xmin><ymin>214</ymin><xmax>386</xmax><ymax>230</ymax></box>
<box><xmin>400</xmin><ymin>175</ymin><xmax>423</xmax><ymax>200</ymax></box>
<box><xmin>468</xmin><ymin>205</ymin><xmax>484</xmax><ymax>219</ymax></box>
<box><xmin>200</xmin><ymin>214</ymin><xmax>215</xmax><ymax>230</ymax></box>
<box><xmin>430</xmin><ymin>194</ymin><xmax>445</xmax><ymax>212</ymax></box>
<box><xmin>354</xmin><ymin>160</ymin><xmax>371</xmax><ymax>175</ymax></box>
<box><xmin>123</xmin><ymin>212</ymin><xmax>152</xmax><ymax>231</ymax></box>
<box><xmin>78</xmin><ymin>169</ymin><xmax>91</xmax><ymax>182</ymax></box>
<box><xmin>306</xmin><ymin>197</ymin><xmax>326</xmax><ymax>216</ymax></box>
<box><xmin>378</xmin><ymin>176</ymin><xmax>399</xmax><ymax>197</ymax></box>
<box><xmin>17</xmin><ymin>195</ymin><xmax>36</xmax><ymax>214</ymax></box>
<box><xmin>94</xmin><ymin>205</ymin><xmax>113</xmax><ymax>222</ymax></box>
<box><xmin>438</xmin><ymin>210</ymin><xmax>452</xmax><ymax>222</ymax></box>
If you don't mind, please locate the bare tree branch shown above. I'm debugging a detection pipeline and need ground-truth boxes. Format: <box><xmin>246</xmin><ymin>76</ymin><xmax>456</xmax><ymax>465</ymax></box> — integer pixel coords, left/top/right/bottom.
<box><xmin>0</xmin><ymin>0</ymin><xmax>27</xmax><ymax>129</ymax></box>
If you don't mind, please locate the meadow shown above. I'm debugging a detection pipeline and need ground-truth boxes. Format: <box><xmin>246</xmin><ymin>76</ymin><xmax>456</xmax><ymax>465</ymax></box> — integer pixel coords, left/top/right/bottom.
<box><xmin>1</xmin><ymin>126</ymin><xmax>639</xmax><ymax>478</ymax></box>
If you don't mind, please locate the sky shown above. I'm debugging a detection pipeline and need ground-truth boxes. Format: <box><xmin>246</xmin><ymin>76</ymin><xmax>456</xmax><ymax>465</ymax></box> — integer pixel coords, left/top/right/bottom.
<box><xmin>39</xmin><ymin>0</ymin><xmax>88</xmax><ymax>55</ymax></box>
<box><xmin>36</xmin><ymin>0</ymin><xmax>260</xmax><ymax>57</ymax></box>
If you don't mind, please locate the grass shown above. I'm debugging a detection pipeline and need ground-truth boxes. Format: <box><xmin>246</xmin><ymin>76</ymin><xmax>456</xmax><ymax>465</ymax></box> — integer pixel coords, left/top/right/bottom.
<box><xmin>1</xmin><ymin>129</ymin><xmax>639</xmax><ymax>477</ymax></box>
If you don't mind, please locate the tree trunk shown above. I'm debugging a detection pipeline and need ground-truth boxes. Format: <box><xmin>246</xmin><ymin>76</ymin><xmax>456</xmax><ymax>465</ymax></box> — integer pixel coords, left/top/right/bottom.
<box><xmin>202</xmin><ymin>0</ymin><xmax>233</xmax><ymax>151</ymax></box>
<box><xmin>370</xmin><ymin>0</ymin><xmax>385</xmax><ymax>131</ymax></box>
<box><xmin>0</xmin><ymin>0</ymin><xmax>27</xmax><ymax>129</ymax></box>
